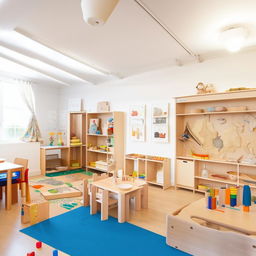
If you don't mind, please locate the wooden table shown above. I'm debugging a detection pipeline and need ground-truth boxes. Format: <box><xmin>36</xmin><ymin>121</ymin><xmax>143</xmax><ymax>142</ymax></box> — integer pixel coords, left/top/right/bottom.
<box><xmin>0</xmin><ymin>162</ymin><xmax>23</xmax><ymax>210</ymax></box>
<box><xmin>91</xmin><ymin>177</ymin><xmax>148</xmax><ymax>223</ymax></box>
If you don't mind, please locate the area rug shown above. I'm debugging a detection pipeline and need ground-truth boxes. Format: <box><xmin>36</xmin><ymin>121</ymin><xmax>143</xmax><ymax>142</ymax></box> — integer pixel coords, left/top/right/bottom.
<box><xmin>20</xmin><ymin>207</ymin><xmax>190</xmax><ymax>256</ymax></box>
<box><xmin>45</xmin><ymin>169</ymin><xmax>93</xmax><ymax>177</ymax></box>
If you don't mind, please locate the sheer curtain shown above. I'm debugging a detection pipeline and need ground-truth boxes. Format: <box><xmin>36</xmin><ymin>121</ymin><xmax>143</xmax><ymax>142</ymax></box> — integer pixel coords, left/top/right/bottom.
<box><xmin>21</xmin><ymin>82</ymin><xmax>42</xmax><ymax>142</ymax></box>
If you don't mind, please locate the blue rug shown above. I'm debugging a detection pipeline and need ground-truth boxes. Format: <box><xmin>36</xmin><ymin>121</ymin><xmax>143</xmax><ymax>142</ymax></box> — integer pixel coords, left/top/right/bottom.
<box><xmin>20</xmin><ymin>207</ymin><xmax>190</xmax><ymax>256</ymax></box>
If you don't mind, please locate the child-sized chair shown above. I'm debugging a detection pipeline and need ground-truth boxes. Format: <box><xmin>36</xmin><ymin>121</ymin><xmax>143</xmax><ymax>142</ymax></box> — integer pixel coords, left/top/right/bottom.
<box><xmin>84</xmin><ymin>173</ymin><xmax>118</xmax><ymax>221</ymax></box>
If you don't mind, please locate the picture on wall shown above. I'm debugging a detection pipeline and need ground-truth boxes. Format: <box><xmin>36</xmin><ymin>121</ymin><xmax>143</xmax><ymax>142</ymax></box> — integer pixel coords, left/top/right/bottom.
<box><xmin>151</xmin><ymin>103</ymin><xmax>169</xmax><ymax>143</ymax></box>
<box><xmin>129</xmin><ymin>105</ymin><xmax>145</xmax><ymax>142</ymax></box>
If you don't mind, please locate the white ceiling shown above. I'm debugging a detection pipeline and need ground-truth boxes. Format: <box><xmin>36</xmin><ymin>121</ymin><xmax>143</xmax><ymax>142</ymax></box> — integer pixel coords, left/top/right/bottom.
<box><xmin>0</xmin><ymin>0</ymin><xmax>256</xmax><ymax>85</ymax></box>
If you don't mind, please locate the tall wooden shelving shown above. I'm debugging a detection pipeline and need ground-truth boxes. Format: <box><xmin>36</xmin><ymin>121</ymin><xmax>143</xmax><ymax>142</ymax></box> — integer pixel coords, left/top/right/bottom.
<box><xmin>86</xmin><ymin>112</ymin><xmax>124</xmax><ymax>173</ymax></box>
<box><xmin>175</xmin><ymin>90</ymin><xmax>256</xmax><ymax>193</ymax></box>
<box><xmin>67</xmin><ymin>112</ymin><xmax>87</xmax><ymax>169</ymax></box>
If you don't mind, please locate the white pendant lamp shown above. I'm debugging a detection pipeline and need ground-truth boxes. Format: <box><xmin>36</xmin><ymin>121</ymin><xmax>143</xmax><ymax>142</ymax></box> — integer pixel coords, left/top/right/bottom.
<box><xmin>81</xmin><ymin>0</ymin><xmax>119</xmax><ymax>26</ymax></box>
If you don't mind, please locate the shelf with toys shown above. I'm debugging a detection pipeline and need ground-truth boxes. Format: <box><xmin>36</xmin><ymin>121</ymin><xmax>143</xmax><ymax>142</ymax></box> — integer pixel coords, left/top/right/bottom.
<box><xmin>175</xmin><ymin>90</ymin><xmax>256</xmax><ymax>193</ymax></box>
<box><xmin>86</xmin><ymin>112</ymin><xmax>124</xmax><ymax>174</ymax></box>
<box><xmin>124</xmin><ymin>153</ymin><xmax>171</xmax><ymax>190</ymax></box>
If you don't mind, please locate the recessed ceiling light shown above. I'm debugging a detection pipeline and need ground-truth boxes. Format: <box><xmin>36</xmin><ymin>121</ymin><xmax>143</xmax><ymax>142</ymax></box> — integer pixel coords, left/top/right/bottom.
<box><xmin>219</xmin><ymin>25</ymin><xmax>248</xmax><ymax>52</ymax></box>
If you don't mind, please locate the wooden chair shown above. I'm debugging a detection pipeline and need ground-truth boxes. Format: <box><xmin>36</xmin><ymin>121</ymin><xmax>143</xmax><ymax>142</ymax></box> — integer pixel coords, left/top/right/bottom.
<box><xmin>84</xmin><ymin>173</ymin><xmax>118</xmax><ymax>221</ymax></box>
<box><xmin>0</xmin><ymin>158</ymin><xmax>29</xmax><ymax>204</ymax></box>
<box><xmin>14</xmin><ymin>158</ymin><xmax>28</xmax><ymax>197</ymax></box>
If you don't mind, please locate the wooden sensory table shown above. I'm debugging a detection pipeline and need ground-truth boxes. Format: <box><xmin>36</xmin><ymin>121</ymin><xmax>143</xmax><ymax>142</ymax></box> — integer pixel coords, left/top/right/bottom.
<box><xmin>166</xmin><ymin>198</ymin><xmax>256</xmax><ymax>256</ymax></box>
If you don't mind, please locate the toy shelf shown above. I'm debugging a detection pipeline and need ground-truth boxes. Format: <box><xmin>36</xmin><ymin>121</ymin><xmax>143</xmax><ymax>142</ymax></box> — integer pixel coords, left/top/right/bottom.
<box><xmin>86</xmin><ymin>112</ymin><xmax>124</xmax><ymax>174</ymax></box>
<box><xmin>124</xmin><ymin>154</ymin><xmax>171</xmax><ymax>190</ymax></box>
<box><xmin>40</xmin><ymin>146</ymin><xmax>70</xmax><ymax>175</ymax></box>
<box><xmin>175</xmin><ymin>90</ymin><xmax>256</xmax><ymax>193</ymax></box>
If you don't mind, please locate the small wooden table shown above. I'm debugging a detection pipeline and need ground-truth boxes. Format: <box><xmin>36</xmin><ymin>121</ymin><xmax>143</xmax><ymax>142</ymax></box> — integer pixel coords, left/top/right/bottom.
<box><xmin>91</xmin><ymin>177</ymin><xmax>148</xmax><ymax>223</ymax></box>
<box><xmin>0</xmin><ymin>162</ymin><xmax>23</xmax><ymax>210</ymax></box>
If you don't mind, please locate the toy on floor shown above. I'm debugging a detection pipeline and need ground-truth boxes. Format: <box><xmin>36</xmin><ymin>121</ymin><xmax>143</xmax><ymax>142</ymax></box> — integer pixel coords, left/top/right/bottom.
<box><xmin>27</xmin><ymin>252</ymin><xmax>35</xmax><ymax>256</ymax></box>
<box><xmin>36</xmin><ymin>241</ymin><xmax>42</xmax><ymax>249</ymax></box>
<box><xmin>53</xmin><ymin>249</ymin><xmax>58</xmax><ymax>256</ymax></box>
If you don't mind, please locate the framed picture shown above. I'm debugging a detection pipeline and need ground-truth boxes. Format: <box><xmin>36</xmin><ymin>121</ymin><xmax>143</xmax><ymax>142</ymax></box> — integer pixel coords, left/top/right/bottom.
<box><xmin>89</xmin><ymin>118</ymin><xmax>100</xmax><ymax>134</ymax></box>
<box><xmin>151</xmin><ymin>103</ymin><xmax>169</xmax><ymax>143</ymax></box>
<box><xmin>129</xmin><ymin>105</ymin><xmax>145</xmax><ymax>142</ymax></box>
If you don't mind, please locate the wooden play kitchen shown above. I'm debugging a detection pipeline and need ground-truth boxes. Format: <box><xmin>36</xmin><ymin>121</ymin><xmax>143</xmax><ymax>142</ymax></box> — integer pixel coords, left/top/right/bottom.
<box><xmin>89</xmin><ymin>177</ymin><xmax>148</xmax><ymax>223</ymax></box>
<box><xmin>0</xmin><ymin>161</ymin><xmax>23</xmax><ymax>210</ymax></box>
<box><xmin>125</xmin><ymin>154</ymin><xmax>171</xmax><ymax>190</ymax></box>
<box><xmin>40</xmin><ymin>111</ymin><xmax>124</xmax><ymax>175</ymax></box>
<box><xmin>175</xmin><ymin>89</ymin><xmax>256</xmax><ymax>192</ymax></box>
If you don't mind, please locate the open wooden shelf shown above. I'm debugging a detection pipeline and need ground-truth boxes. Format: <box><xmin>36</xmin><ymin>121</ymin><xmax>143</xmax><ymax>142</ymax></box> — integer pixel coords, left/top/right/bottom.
<box><xmin>86</xmin><ymin>166</ymin><xmax>108</xmax><ymax>172</ymax></box>
<box><xmin>86</xmin><ymin>112</ymin><xmax>124</xmax><ymax>174</ymax></box>
<box><xmin>175</xmin><ymin>90</ymin><xmax>256</xmax><ymax>192</ymax></box>
<box><xmin>87</xmin><ymin>149</ymin><xmax>113</xmax><ymax>155</ymax></box>
<box><xmin>124</xmin><ymin>154</ymin><xmax>171</xmax><ymax>190</ymax></box>
<box><xmin>195</xmin><ymin>176</ymin><xmax>237</xmax><ymax>186</ymax></box>
<box><xmin>176</xmin><ymin>109</ymin><xmax>256</xmax><ymax>116</ymax></box>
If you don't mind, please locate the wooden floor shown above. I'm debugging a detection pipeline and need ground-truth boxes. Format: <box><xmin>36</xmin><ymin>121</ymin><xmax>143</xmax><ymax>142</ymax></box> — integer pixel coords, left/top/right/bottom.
<box><xmin>0</xmin><ymin>174</ymin><xmax>202</xmax><ymax>256</ymax></box>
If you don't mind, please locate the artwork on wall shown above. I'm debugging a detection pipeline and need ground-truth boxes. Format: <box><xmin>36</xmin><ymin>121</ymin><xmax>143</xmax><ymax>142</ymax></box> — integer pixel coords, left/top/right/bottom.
<box><xmin>129</xmin><ymin>105</ymin><xmax>146</xmax><ymax>142</ymax></box>
<box><xmin>151</xmin><ymin>103</ymin><xmax>169</xmax><ymax>143</ymax></box>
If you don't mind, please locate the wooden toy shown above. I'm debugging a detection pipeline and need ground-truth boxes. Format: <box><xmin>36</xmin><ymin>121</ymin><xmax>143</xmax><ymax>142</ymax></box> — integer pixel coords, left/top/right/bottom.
<box><xmin>53</xmin><ymin>249</ymin><xmax>58</xmax><ymax>256</ymax></box>
<box><xmin>243</xmin><ymin>185</ymin><xmax>251</xmax><ymax>212</ymax></box>
<box><xmin>27</xmin><ymin>252</ymin><xmax>35</xmax><ymax>256</ymax></box>
<box><xmin>36</xmin><ymin>241</ymin><xmax>42</xmax><ymax>249</ymax></box>
<box><xmin>40</xmin><ymin>184</ymin><xmax>82</xmax><ymax>200</ymax></box>
<box><xmin>21</xmin><ymin>200</ymin><xmax>49</xmax><ymax>225</ymax></box>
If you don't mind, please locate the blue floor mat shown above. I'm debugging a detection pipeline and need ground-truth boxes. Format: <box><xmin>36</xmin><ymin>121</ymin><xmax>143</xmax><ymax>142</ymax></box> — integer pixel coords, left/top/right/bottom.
<box><xmin>20</xmin><ymin>206</ymin><xmax>190</xmax><ymax>256</ymax></box>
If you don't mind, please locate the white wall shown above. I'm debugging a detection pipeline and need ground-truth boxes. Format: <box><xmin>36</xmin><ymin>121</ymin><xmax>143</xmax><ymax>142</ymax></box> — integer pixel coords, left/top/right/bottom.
<box><xmin>0</xmin><ymin>142</ymin><xmax>41</xmax><ymax>175</ymax></box>
<box><xmin>59</xmin><ymin>51</ymin><xmax>256</xmax><ymax>184</ymax></box>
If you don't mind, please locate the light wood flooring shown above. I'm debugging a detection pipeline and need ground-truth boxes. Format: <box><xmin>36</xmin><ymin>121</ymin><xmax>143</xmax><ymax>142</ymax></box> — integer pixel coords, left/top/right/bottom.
<box><xmin>0</xmin><ymin>173</ymin><xmax>202</xmax><ymax>256</ymax></box>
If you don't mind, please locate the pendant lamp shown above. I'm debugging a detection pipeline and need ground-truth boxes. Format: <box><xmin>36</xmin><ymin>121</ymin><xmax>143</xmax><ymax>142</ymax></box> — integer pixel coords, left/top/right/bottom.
<box><xmin>81</xmin><ymin>0</ymin><xmax>119</xmax><ymax>26</ymax></box>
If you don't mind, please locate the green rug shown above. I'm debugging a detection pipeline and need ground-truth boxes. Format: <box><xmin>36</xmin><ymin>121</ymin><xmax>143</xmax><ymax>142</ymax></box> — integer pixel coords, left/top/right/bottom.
<box><xmin>46</xmin><ymin>169</ymin><xmax>93</xmax><ymax>177</ymax></box>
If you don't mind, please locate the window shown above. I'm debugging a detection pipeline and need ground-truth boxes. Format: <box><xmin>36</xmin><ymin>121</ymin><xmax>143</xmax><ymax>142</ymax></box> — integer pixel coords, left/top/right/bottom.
<box><xmin>0</xmin><ymin>81</ymin><xmax>30</xmax><ymax>141</ymax></box>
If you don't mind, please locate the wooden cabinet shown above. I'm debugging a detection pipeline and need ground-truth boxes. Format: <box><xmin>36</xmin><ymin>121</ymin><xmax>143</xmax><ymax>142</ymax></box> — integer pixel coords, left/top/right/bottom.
<box><xmin>176</xmin><ymin>159</ymin><xmax>194</xmax><ymax>188</ymax></box>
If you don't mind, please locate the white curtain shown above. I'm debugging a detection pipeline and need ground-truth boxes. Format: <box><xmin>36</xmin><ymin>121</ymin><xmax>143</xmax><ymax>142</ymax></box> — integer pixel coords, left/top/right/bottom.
<box><xmin>21</xmin><ymin>83</ymin><xmax>42</xmax><ymax>142</ymax></box>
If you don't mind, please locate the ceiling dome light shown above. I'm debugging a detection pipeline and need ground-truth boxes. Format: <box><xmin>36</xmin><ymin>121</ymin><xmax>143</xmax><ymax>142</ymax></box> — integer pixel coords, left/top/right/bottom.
<box><xmin>81</xmin><ymin>0</ymin><xmax>119</xmax><ymax>26</ymax></box>
<box><xmin>219</xmin><ymin>26</ymin><xmax>248</xmax><ymax>52</ymax></box>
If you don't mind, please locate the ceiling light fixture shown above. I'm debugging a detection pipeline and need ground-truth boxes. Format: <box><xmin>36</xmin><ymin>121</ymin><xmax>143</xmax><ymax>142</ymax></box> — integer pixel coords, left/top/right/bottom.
<box><xmin>81</xmin><ymin>0</ymin><xmax>119</xmax><ymax>26</ymax></box>
<box><xmin>219</xmin><ymin>25</ymin><xmax>248</xmax><ymax>52</ymax></box>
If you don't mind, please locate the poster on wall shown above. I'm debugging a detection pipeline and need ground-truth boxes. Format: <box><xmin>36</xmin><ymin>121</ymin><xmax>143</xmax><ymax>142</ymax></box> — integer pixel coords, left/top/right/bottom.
<box><xmin>129</xmin><ymin>105</ymin><xmax>146</xmax><ymax>142</ymax></box>
<box><xmin>151</xmin><ymin>103</ymin><xmax>169</xmax><ymax>143</ymax></box>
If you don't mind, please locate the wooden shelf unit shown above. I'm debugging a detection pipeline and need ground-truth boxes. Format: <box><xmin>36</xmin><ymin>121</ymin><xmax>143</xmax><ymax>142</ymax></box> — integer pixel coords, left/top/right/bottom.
<box><xmin>67</xmin><ymin>112</ymin><xmax>87</xmax><ymax>168</ymax></box>
<box><xmin>175</xmin><ymin>90</ymin><xmax>256</xmax><ymax>192</ymax></box>
<box><xmin>124</xmin><ymin>154</ymin><xmax>171</xmax><ymax>190</ymax></box>
<box><xmin>40</xmin><ymin>146</ymin><xmax>70</xmax><ymax>175</ymax></box>
<box><xmin>86</xmin><ymin>112</ymin><xmax>124</xmax><ymax>173</ymax></box>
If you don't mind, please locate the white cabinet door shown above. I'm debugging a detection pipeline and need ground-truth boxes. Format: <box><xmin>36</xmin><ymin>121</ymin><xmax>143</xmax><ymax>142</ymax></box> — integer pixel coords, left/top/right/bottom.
<box><xmin>176</xmin><ymin>159</ymin><xmax>195</xmax><ymax>188</ymax></box>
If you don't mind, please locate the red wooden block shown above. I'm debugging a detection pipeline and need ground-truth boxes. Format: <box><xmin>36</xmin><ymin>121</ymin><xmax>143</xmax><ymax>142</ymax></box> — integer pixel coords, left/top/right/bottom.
<box><xmin>36</xmin><ymin>241</ymin><xmax>42</xmax><ymax>249</ymax></box>
<box><xmin>27</xmin><ymin>252</ymin><xmax>35</xmax><ymax>256</ymax></box>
